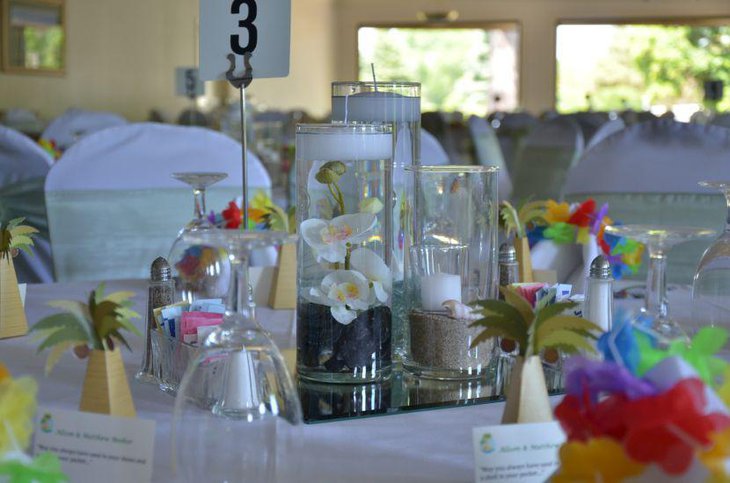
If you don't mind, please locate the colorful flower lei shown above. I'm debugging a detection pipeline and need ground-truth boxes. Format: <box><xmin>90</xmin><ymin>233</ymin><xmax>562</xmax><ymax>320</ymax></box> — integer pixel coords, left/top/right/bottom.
<box><xmin>208</xmin><ymin>190</ymin><xmax>293</xmax><ymax>233</ymax></box>
<box><xmin>553</xmin><ymin>313</ymin><xmax>730</xmax><ymax>480</ymax></box>
<box><xmin>528</xmin><ymin>198</ymin><xmax>643</xmax><ymax>279</ymax></box>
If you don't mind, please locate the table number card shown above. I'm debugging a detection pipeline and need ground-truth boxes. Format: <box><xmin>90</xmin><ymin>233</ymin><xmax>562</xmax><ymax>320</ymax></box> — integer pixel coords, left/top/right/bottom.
<box><xmin>199</xmin><ymin>0</ymin><xmax>291</xmax><ymax>81</ymax></box>
<box><xmin>33</xmin><ymin>407</ymin><xmax>156</xmax><ymax>483</ymax></box>
<box><xmin>472</xmin><ymin>421</ymin><xmax>565</xmax><ymax>483</ymax></box>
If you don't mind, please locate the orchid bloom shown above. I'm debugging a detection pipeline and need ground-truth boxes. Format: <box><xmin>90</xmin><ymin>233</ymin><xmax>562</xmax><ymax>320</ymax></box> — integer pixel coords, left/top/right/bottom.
<box><xmin>350</xmin><ymin>248</ymin><xmax>391</xmax><ymax>303</ymax></box>
<box><xmin>309</xmin><ymin>270</ymin><xmax>372</xmax><ymax>325</ymax></box>
<box><xmin>301</xmin><ymin>213</ymin><xmax>376</xmax><ymax>264</ymax></box>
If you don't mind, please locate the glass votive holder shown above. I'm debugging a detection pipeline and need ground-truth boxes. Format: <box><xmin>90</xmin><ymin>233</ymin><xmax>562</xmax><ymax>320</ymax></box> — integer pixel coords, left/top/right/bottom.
<box><xmin>295</xmin><ymin>123</ymin><xmax>394</xmax><ymax>384</ymax></box>
<box><xmin>403</xmin><ymin>166</ymin><xmax>500</xmax><ymax>381</ymax></box>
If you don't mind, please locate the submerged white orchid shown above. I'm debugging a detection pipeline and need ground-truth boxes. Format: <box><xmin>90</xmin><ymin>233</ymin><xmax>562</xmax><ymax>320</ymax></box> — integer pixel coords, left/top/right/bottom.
<box><xmin>350</xmin><ymin>248</ymin><xmax>391</xmax><ymax>304</ymax></box>
<box><xmin>301</xmin><ymin>213</ymin><xmax>376</xmax><ymax>264</ymax></box>
<box><xmin>309</xmin><ymin>270</ymin><xmax>372</xmax><ymax>324</ymax></box>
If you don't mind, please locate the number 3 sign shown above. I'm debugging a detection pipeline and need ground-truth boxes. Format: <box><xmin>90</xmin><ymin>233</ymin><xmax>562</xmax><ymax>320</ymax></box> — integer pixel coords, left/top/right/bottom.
<box><xmin>199</xmin><ymin>0</ymin><xmax>291</xmax><ymax>82</ymax></box>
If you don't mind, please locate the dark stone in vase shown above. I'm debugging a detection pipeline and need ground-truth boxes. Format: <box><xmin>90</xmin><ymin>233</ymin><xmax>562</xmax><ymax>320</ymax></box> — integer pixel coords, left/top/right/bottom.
<box><xmin>297</xmin><ymin>303</ymin><xmax>392</xmax><ymax>374</ymax></box>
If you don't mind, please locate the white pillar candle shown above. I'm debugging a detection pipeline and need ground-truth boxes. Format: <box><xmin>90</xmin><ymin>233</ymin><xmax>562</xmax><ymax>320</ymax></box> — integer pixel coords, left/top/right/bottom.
<box><xmin>420</xmin><ymin>273</ymin><xmax>462</xmax><ymax>311</ymax></box>
<box><xmin>296</xmin><ymin>127</ymin><xmax>392</xmax><ymax>161</ymax></box>
<box><xmin>332</xmin><ymin>92</ymin><xmax>420</xmax><ymax>123</ymax></box>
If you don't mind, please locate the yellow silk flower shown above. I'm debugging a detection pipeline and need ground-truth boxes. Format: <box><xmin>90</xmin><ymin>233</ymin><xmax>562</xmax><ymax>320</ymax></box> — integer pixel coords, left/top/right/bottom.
<box><xmin>545</xmin><ymin>200</ymin><xmax>571</xmax><ymax>224</ymax></box>
<box><xmin>621</xmin><ymin>243</ymin><xmax>644</xmax><ymax>267</ymax></box>
<box><xmin>0</xmin><ymin>364</ymin><xmax>38</xmax><ymax>454</ymax></box>
<box><xmin>553</xmin><ymin>438</ymin><xmax>645</xmax><ymax>483</ymax></box>
<box><xmin>700</xmin><ymin>427</ymin><xmax>730</xmax><ymax>482</ymax></box>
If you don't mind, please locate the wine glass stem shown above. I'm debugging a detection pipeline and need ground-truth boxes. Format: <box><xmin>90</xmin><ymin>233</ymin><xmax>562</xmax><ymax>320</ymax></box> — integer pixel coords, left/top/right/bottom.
<box><xmin>193</xmin><ymin>188</ymin><xmax>206</xmax><ymax>221</ymax></box>
<box><xmin>645</xmin><ymin>250</ymin><xmax>668</xmax><ymax>320</ymax></box>
<box><xmin>226</xmin><ymin>252</ymin><xmax>251</xmax><ymax>320</ymax></box>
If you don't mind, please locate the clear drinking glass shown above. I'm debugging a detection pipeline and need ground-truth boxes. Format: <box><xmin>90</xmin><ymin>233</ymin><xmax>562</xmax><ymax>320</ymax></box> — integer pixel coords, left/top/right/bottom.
<box><xmin>331</xmin><ymin>81</ymin><xmax>421</xmax><ymax>362</ymax></box>
<box><xmin>403</xmin><ymin>166</ymin><xmax>500</xmax><ymax>380</ymax></box>
<box><xmin>168</xmin><ymin>172</ymin><xmax>230</xmax><ymax>303</ymax></box>
<box><xmin>172</xmin><ymin>230</ymin><xmax>301</xmax><ymax>483</ymax></box>
<box><xmin>296</xmin><ymin>123</ymin><xmax>394</xmax><ymax>383</ymax></box>
<box><xmin>605</xmin><ymin>224</ymin><xmax>716</xmax><ymax>341</ymax></box>
<box><xmin>693</xmin><ymin>181</ymin><xmax>730</xmax><ymax>351</ymax></box>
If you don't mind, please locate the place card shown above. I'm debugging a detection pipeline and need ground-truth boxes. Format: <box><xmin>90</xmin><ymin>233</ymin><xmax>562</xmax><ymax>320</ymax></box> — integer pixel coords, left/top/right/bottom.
<box><xmin>472</xmin><ymin>421</ymin><xmax>565</xmax><ymax>483</ymax></box>
<box><xmin>32</xmin><ymin>407</ymin><xmax>156</xmax><ymax>483</ymax></box>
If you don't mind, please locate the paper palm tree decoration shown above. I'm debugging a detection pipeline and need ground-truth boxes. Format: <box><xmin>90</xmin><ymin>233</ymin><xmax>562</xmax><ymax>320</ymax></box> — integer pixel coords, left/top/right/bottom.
<box><xmin>0</xmin><ymin>218</ymin><xmax>38</xmax><ymax>339</ymax></box>
<box><xmin>31</xmin><ymin>283</ymin><xmax>141</xmax><ymax>417</ymax></box>
<box><xmin>500</xmin><ymin>200</ymin><xmax>546</xmax><ymax>282</ymax></box>
<box><xmin>470</xmin><ymin>286</ymin><xmax>602</xmax><ymax>424</ymax></box>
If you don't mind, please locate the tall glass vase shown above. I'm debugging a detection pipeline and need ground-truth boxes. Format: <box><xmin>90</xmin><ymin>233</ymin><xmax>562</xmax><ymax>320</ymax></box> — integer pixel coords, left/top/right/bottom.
<box><xmin>296</xmin><ymin>123</ymin><xmax>393</xmax><ymax>383</ymax></box>
<box><xmin>331</xmin><ymin>81</ymin><xmax>421</xmax><ymax>362</ymax></box>
<box><xmin>403</xmin><ymin>166</ymin><xmax>500</xmax><ymax>380</ymax></box>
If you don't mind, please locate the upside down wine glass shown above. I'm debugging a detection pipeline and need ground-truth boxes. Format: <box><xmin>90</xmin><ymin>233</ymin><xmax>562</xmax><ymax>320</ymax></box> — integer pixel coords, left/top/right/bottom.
<box><xmin>168</xmin><ymin>172</ymin><xmax>230</xmax><ymax>303</ymax></box>
<box><xmin>693</xmin><ymin>181</ymin><xmax>730</xmax><ymax>348</ymax></box>
<box><xmin>172</xmin><ymin>229</ymin><xmax>302</xmax><ymax>483</ymax></box>
<box><xmin>605</xmin><ymin>224</ymin><xmax>716</xmax><ymax>341</ymax></box>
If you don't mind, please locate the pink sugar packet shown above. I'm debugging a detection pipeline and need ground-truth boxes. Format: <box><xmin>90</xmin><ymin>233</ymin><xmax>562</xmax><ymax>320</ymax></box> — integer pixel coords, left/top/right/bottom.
<box><xmin>181</xmin><ymin>311</ymin><xmax>224</xmax><ymax>336</ymax></box>
<box><xmin>510</xmin><ymin>283</ymin><xmax>547</xmax><ymax>307</ymax></box>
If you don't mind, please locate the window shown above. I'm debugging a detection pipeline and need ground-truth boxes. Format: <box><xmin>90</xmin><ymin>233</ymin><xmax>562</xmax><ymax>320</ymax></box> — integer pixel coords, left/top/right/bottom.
<box><xmin>358</xmin><ymin>24</ymin><xmax>520</xmax><ymax>115</ymax></box>
<box><xmin>556</xmin><ymin>22</ymin><xmax>730</xmax><ymax>120</ymax></box>
<box><xmin>2</xmin><ymin>0</ymin><xmax>65</xmax><ymax>74</ymax></box>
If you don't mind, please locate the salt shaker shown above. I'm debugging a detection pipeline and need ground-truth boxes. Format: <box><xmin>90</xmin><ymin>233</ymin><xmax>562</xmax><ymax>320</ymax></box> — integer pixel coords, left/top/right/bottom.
<box><xmin>498</xmin><ymin>242</ymin><xmax>519</xmax><ymax>291</ymax></box>
<box><xmin>136</xmin><ymin>257</ymin><xmax>175</xmax><ymax>383</ymax></box>
<box><xmin>583</xmin><ymin>255</ymin><xmax>613</xmax><ymax>333</ymax></box>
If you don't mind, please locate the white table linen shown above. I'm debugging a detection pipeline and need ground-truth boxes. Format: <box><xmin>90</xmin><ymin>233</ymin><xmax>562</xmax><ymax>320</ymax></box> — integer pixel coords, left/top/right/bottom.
<box><xmin>6</xmin><ymin>279</ymin><xmax>513</xmax><ymax>483</ymax></box>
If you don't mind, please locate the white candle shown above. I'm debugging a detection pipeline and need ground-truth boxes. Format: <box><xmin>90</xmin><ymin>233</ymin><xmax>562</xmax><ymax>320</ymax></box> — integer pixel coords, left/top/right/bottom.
<box><xmin>332</xmin><ymin>92</ymin><xmax>420</xmax><ymax>123</ymax></box>
<box><xmin>420</xmin><ymin>273</ymin><xmax>462</xmax><ymax>311</ymax></box>
<box><xmin>296</xmin><ymin>128</ymin><xmax>392</xmax><ymax>161</ymax></box>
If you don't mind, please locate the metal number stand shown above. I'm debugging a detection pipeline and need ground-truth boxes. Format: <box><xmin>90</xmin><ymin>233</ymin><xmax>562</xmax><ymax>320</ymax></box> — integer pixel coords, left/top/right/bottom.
<box><xmin>225</xmin><ymin>52</ymin><xmax>254</xmax><ymax>228</ymax></box>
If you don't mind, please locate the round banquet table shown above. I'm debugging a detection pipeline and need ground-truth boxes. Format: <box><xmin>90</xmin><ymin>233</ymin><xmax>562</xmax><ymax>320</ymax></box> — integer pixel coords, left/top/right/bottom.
<box><xmin>3</xmin><ymin>279</ymin><xmax>697</xmax><ymax>482</ymax></box>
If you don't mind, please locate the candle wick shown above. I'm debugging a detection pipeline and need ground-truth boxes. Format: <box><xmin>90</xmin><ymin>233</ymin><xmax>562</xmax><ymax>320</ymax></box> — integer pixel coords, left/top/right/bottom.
<box><xmin>371</xmin><ymin>63</ymin><xmax>378</xmax><ymax>91</ymax></box>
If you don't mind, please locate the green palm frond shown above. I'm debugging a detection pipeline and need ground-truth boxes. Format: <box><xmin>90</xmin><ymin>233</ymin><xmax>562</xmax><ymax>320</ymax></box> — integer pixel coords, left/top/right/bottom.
<box><xmin>500</xmin><ymin>201</ymin><xmax>521</xmax><ymax>238</ymax></box>
<box><xmin>0</xmin><ymin>217</ymin><xmax>38</xmax><ymax>260</ymax></box>
<box><xmin>518</xmin><ymin>200</ymin><xmax>548</xmax><ymax>229</ymax></box>
<box><xmin>471</xmin><ymin>288</ymin><xmax>603</xmax><ymax>357</ymax></box>
<box><xmin>31</xmin><ymin>283</ymin><xmax>140</xmax><ymax>373</ymax></box>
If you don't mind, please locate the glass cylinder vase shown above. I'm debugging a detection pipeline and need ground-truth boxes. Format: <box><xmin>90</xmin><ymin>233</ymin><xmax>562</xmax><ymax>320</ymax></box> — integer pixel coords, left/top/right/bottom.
<box><xmin>403</xmin><ymin>166</ymin><xmax>500</xmax><ymax>380</ymax></box>
<box><xmin>331</xmin><ymin>81</ymin><xmax>421</xmax><ymax>363</ymax></box>
<box><xmin>296</xmin><ymin>123</ymin><xmax>394</xmax><ymax>383</ymax></box>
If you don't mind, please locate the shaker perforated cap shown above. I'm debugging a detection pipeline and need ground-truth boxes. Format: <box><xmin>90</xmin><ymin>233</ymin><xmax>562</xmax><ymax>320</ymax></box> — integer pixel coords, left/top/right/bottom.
<box><xmin>499</xmin><ymin>242</ymin><xmax>517</xmax><ymax>263</ymax></box>
<box><xmin>589</xmin><ymin>255</ymin><xmax>612</xmax><ymax>279</ymax></box>
<box><xmin>150</xmin><ymin>256</ymin><xmax>172</xmax><ymax>281</ymax></box>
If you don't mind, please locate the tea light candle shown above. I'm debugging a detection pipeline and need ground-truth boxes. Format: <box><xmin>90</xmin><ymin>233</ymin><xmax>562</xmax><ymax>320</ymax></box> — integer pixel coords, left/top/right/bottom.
<box><xmin>296</xmin><ymin>124</ymin><xmax>392</xmax><ymax>161</ymax></box>
<box><xmin>421</xmin><ymin>273</ymin><xmax>462</xmax><ymax>311</ymax></box>
<box><xmin>332</xmin><ymin>92</ymin><xmax>420</xmax><ymax>123</ymax></box>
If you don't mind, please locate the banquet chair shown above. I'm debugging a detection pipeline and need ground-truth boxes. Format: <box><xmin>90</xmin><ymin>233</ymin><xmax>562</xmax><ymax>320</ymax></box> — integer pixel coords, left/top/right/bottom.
<box><xmin>41</xmin><ymin>108</ymin><xmax>128</xmax><ymax>152</ymax></box>
<box><xmin>420</xmin><ymin>128</ymin><xmax>450</xmax><ymax>165</ymax></box>
<box><xmin>564</xmin><ymin>119</ymin><xmax>730</xmax><ymax>283</ymax></box>
<box><xmin>0</xmin><ymin>126</ymin><xmax>55</xmax><ymax>283</ymax></box>
<box><xmin>45</xmin><ymin>123</ymin><xmax>272</xmax><ymax>282</ymax></box>
<box><xmin>510</xmin><ymin>117</ymin><xmax>584</xmax><ymax>202</ymax></box>
<box><xmin>585</xmin><ymin>118</ymin><xmax>625</xmax><ymax>151</ymax></box>
<box><xmin>493</xmin><ymin>111</ymin><xmax>538</xmax><ymax>178</ymax></box>
<box><xmin>467</xmin><ymin>115</ymin><xmax>512</xmax><ymax>200</ymax></box>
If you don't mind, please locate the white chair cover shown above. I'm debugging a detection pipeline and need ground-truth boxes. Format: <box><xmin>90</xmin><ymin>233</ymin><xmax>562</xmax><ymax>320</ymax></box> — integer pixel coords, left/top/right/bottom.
<box><xmin>2</xmin><ymin>108</ymin><xmax>44</xmax><ymax>136</ymax></box>
<box><xmin>0</xmin><ymin>126</ymin><xmax>54</xmax><ymax>283</ymax></box>
<box><xmin>467</xmin><ymin>116</ymin><xmax>512</xmax><ymax>200</ymax></box>
<box><xmin>564</xmin><ymin>120</ymin><xmax>730</xmax><ymax>283</ymax></box>
<box><xmin>46</xmin><ymin>123</ymin><xmax>273</xmax><ymax>282</ymax></box>
<box><xmin>420</xmin><ymin>128</ymin><xmax>449</xmax><ymax>165</ymax></box>
<box><xmin>510</xmin><ymin>117</ymin><xmax>584</xmax><ymax>202</ymax></box>
<box><xmin>585</xmin><ymin>118</ymin><xmax>625</xmax><ymax>151</ymax></box>
<box><xmin>41</xmin><ymin>108</ymin><xmax>128</xmax><ymax>151</ymax></box>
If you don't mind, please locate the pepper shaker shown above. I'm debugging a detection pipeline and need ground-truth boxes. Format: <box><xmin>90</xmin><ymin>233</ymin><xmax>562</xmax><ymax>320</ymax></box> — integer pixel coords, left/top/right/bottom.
<box><xmin>498</xmin><ymin>242</ymin><xmax>519</xmax><ymax>294</ymax></box>
<box><xmin>136</xmin><ymin>257</ymin><xmax>175</xmax><ymax>383</ymax></box>
<box><xmin>583</xmin><ymin>255</ymin><xmax>613</xmax><ymax>333</ymax></box>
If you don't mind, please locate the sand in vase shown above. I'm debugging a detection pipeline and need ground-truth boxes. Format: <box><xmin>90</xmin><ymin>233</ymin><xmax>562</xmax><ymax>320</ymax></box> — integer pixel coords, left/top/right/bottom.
<box><xmin>407</xmin><ymin>310</ymin><xmax>493</xmax><ymax>379</ymax></box>
<box><xmin>297</xmin><ymin>303</ymin><xmax>392</xmax><ymax>380</ymax></box>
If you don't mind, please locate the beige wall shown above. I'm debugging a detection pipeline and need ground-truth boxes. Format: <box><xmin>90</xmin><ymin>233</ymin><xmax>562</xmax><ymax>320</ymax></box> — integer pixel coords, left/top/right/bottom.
<box><xmin>0</xmin><ymin>0</ymin><xmax>336</xmax><ymax>122</ymax></box>
<box><xmin>2</xmin><ymin>0</ymin><xmax>730</xmax><ymax>121</ymax></box>
<box><xmin>334</xmin><ymin>0</ymin><xmax>730</xmax><ymax>114</ymax></box>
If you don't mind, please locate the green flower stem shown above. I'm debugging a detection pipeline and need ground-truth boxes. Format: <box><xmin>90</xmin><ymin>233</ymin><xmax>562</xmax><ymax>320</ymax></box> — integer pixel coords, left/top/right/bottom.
<box><xmin>345</xmin><ymin>243</ymin><xmax>352</xmax><ymax>270</ymax></box>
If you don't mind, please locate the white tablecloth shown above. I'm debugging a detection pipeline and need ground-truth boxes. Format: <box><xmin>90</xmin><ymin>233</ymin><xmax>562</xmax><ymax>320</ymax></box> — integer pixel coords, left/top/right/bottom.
<box><xmin>4</xmin><ymin>279</ymin><xmax>513</xmax><ymax>483</ymax></box>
